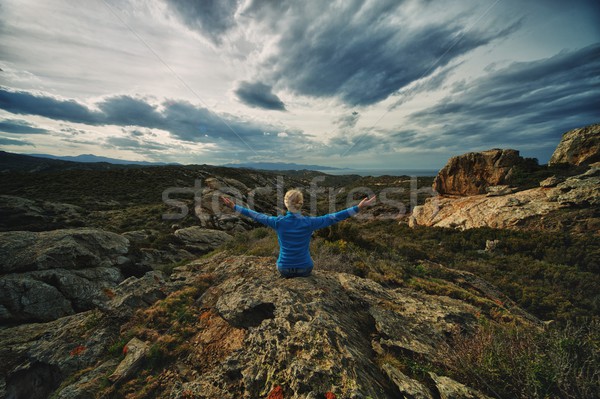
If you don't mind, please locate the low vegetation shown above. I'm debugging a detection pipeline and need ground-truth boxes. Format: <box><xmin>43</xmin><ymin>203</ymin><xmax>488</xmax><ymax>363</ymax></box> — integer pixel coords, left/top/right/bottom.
<box><xmin>222</xmin><ymin>220</ymin><xmax>599</xmax><ymax>322</ymax></box>
<box><xmin>100</xmin><ymin>274</ymin><xmax>214</xmax><ymax>398</ymax></box>
<box><xmin>442</xmin><ymin>318</ymin><xmax>600</xmax><ymax>399</ymax></box>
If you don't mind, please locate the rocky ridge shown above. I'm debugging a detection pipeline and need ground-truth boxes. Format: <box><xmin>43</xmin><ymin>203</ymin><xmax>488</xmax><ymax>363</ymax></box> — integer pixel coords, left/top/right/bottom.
<box><xmin>411</xmin><ymin>166</ymin><xmax>599</xmax><ymax>230</ymax></box>
<box><xmin>1</xmin><ymin>252</ymin><xmax>530</xmax><ymax>399</ymax></box>
<box><xmin>0</xmin><ymin>195</ymin><xmax>88</xmax><ymax>232</ymax></box>
<box><xmin>411</xmin><ymin>123</ymin><xmax>600</xmax><ymax>231</ymax></box>
<box><xmin>0</xmin><ymin>228</ymin><xmax>130</xmax><ymax>323</ymax></box>
<box><xmin>0</xmin><ymin>225</ymin><xmax>235</xmax><ymax>325</ymax></box>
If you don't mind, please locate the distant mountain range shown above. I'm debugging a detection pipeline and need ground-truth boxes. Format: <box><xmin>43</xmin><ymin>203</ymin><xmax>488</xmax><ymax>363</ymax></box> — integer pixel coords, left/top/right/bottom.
<box><xmin>0</xmin><ymin>151</ymin><xmax>343</xmax><ymax>173</ymax></box>
<box><xmin>223</xmin><ymin>161</ymin><xmax>345</xmax><ymax>171</ymax></box>
<box><xmin>24</xmin><ymin>154</ymin><xmax>339</xmax><ymax>170</ymax></box>
<box><xmin>26</xmin><ymin>153</ymin><xmax>177</xmax><ymax>166</ymax></box>
<box><xmin>0</xmin><ymin>151</ymin><xmax>177</xmax><ymax>173</ymax></box>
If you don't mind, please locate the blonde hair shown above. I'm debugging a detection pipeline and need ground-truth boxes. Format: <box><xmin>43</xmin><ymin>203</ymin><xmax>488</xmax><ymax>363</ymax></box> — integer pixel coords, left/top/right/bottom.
<box><xmin>284</xmin><ymin>189</ymin><xmax>304</xmax><ymax>213</ymax></box>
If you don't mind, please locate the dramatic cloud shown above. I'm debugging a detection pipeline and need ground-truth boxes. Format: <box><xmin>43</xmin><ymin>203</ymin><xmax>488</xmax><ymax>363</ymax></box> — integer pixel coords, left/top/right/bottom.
<box><xmin>389</xmin><ymin>64</ymin><xmax>462</xmax><ymax>109</ymax></box>
<box><xmin>407</xmin><ymin>43</ymin><xmax>600</xmax><ymax>159</ymax></box>
<box><xmin>240</xmin><ymin>1</ymin><xmax>519</xmax><ymax>106</ymax></box>
<box><xmin>96</xmin><ymin>96</ymin><xmax>163</xmax><ymax>127</ymax></box>
<box><xmin>234</xmin><ymin>81</ymin><xmax>286</xmax><ymax>111</ymax></box>
<box><xmin>165</xmin><ymin>0</ymin><xmax>240</xmax><ymax>45</ymax></box>
<box><xmin>162</xmin><ymin>1</ymin><xmax>519</xmax><ymax>107</ymax></box>
<box><xmin>0</xmin><ymin>89</ymin><xmax>100</xmax><ymax>124</ymax></box>
<box><xmin>0</xmin><ymin>119</ymin><xmax>49</xmax><ymax>134</ymax></box>
<box><xmin>1</xmin><ymin>0</ymin><xmax>598</xmax><ymax>168</ymax></box>
<box><xmin>0</xmin><ymin>88</ymin><xmax>303</xmax><ymax>153</ymax></box>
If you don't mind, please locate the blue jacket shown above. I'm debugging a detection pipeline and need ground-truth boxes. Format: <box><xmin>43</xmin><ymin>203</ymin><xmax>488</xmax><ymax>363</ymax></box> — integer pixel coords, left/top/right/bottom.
<box><xmin>234</xmin><ymin>205</ymin><xmax>360</xmax><ymax>269</ymax></box>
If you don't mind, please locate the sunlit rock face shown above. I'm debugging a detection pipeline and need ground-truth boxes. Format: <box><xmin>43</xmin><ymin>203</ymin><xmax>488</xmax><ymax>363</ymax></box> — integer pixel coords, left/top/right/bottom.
<box><xmin>433</xmin><ymin>149</ymin><xmax>523</xmax><ymax>196</ymax></box>
<box><xmin>549</xmin><ymin>123</ymin><xmax>600</xmax><ymax>167</ymax></box>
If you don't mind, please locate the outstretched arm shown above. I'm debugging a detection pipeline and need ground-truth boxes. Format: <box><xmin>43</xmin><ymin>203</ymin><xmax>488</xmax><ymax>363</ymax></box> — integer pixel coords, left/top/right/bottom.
<box><xmin>221</xmin><ymin>196</ymin><xmax>278</xmax><ymax>229</ymax></box>
<box><xmin>310</xmin><ymin>195</ymin><xmax>376</xmax><ymax>230</ymax></box>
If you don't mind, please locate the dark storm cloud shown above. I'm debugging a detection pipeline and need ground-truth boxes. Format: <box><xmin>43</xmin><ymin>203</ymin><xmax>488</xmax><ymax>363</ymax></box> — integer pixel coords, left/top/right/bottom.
<box><xmin>164</xmin><ymin>0</ymin><xmax>239</xmax><ymax>45</ymax></box>
<box><xmin>0</xmin><ymin>136</ymin><xmax>34</xmax><ymax>146</ymax></box>
<box><xmin>0</xmin><ymin>88</ymin><xmax>299</xmax><ymax>151</ymax></box>
<box><xmin>246</xmin><ymin>1</ymin><xmax>519</xmax><ymax>106</ymax></box>
<box><xmin>410</xmin><ymin>43</ymin><xmax>600</xmax><ymax>145</ymax></box>
<box><xmin>157</xmin><ymin>99</ymin><xmax>285</xmax><ymax>148</ymax></box>
<box><xmin>164</xmin><ymin>0</ymin><xmax>519</xmax><ymax>107</ymax></box>
<box><xmin>0</xmin><ymin>88</ymin><xmax>100</xmax><ymax>124</ymax></box>
<box><xmin>234</xmin><ymin>81</ymin><xmax>286</xmax><ymax>111</ymax></box>
<box><xmin>325</xmin><ymin>41</ymin><xmax>600</xmax><ymax>160</ymax></box>
<box><xmin>97</xmin><ymin>95</ymin><xmax>163</xmax><ymax>127</ymax></box>
<box><xmin>0</xmin><ymin>119</ymin><xmax>49</xmax><ymax>134</ymax></box>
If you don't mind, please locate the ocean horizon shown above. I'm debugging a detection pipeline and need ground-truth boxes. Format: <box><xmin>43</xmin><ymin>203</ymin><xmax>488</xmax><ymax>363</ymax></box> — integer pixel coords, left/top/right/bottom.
<box><xmin>317</xmin><ymin>168</ymin><xmax>438</xmax><ymax>177</ymax></box>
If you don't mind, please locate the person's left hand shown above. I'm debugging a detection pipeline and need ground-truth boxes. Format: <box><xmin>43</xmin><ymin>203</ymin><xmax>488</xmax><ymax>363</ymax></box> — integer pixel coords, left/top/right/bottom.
<box><xmin>221</xmin><ymin>196</ymin><xmax>236</xmax><ymax>209</ymax></box>
<box><xmin>358</xmin><ymin>195</ymin><xmax>376</xmax><ymax>209</ymax></box>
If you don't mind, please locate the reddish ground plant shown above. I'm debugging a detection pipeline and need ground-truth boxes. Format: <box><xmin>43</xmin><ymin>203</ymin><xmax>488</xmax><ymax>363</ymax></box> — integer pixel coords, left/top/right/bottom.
<box><xmin>69</xmin><ymin>345</ymin><xmax>86</xmax><ymax>357</ymax></box>
<box><xmin>267</xmin><ymin>385</ymin><xmax>284</xmax><ymax>399</ymax></box>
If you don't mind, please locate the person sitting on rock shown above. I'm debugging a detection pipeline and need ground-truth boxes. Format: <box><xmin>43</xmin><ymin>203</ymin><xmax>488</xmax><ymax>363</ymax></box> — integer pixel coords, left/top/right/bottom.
<box><xmin>221</xmin><ymin>189</ymin><xmax>376</xmax><ymax>278</ymax></box>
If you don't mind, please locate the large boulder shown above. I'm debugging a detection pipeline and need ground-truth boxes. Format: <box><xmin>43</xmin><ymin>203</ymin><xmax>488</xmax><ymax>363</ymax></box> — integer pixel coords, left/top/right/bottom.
<box><xmin>0</xmin><ymin>228</ymin><xmax>130</xmax><ymax>324</ymax></box>
<box><xmin>433</xmin><ymin>149</ymin><xmax>523</xmax><ymax>196</ymax></box>
<box><xmin>0</xmin><ymin>195</ymin><xmax>87</xmax><ymax>232</ymax></box>
<box><xmin>549</xmin><ymin>123</ymin><xmax>600</xmax><ymax>166</ymax></box>
<box><xmin>174</xmin><ymin>226</ymin><xmax>232</xmax><ymax>252</ymax></box>
<box><xmin>0</xmin><ymin>228</ymin><xmax>129</xmax><ymax>273</ymax></box>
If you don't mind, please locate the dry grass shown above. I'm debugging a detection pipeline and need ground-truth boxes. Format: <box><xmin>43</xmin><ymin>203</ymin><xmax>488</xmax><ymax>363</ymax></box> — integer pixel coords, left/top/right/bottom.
<box><xmin>440</xmin><ymin>318</ymin><xmax>600</xmax><ymax>399</ymax></box>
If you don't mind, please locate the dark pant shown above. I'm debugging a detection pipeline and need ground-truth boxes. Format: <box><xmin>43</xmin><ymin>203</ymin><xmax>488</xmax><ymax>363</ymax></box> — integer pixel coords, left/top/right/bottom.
<box><xmin>278</xmin><ymin>267</ymin><xmax>313</xmax><ymax>278</ymax></box>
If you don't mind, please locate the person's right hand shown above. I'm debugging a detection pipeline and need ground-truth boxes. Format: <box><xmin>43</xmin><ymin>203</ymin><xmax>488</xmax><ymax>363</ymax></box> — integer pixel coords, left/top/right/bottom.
<box><xmin>221</xmin><ymin>196</ymin><xmax>236</xmax><ymax>209</ymax></box>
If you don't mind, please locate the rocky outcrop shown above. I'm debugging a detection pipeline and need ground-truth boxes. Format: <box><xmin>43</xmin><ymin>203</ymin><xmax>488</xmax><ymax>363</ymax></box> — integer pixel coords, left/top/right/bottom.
<box><xmin>549</xmin><ymin>123</ymin><xmax>600</xmax><ymax>166</ymax></box>
<box><xmin>108</xmin><ymin>338</ymin><xmax>150</xmax><ymax>384</ymax></box>
<box><xmin>105</xmin><ymin>270</ymin><xmax>171</xmax><ymax>316</ymax></box>
<box><xmin>0</xmin><ymin>228</ymin><xmax>131</xmax><ymax>323</ymax></box>
<box><xmin>410</xmin><ymin>166</ymin><xmax>600</xmax><ymax>230</ymax></box>
<box><xmin>550</xmin><ymin>167</ymin><xmax>600</xmax><ymax>206</ymax></box>
<box><xmin>138</xmin><ymin>256</ymin><xmax>517</xmax><ymax>398</ymax></box>
<box><xmin>413</xmin><ymin>124</ymin><xmax>600</xmax><ymax>231</ymax></box>
<box><xmin>0</xmin><ymin>228</ymin><xmax>129</xmax><ymax>273</ymax></box>
<box><xmin>174</xmin><ymin>226</ymin><xmax>233</xmax><ymax>252</ymax></box>
<box><xmin>433</xmin><ymin>149</ymin><xmax>523</xmax><ymax>196</ymax></box>
<box><xmin>0</xmin><ymin>268</ymin><xmax>180</xmax><ymax>399</ymax></box>
<box><xmin>0</xmin><ymin>310</ymin><xmax>120</xmax><ymax>399</ymax></box>
<box><xmin>430</xmin><ymin>373</ymin><xmax>493</xmax><ymax>399</ymax></box>
<box><xmin>1</xmin><ymin>253</ymin><xmax>529</xmax><ymax>399</ymax></box>
<box><xmin>0</xmin><ymin>195</ymin><xmax>88</xmax><ymax>232</ymax></box>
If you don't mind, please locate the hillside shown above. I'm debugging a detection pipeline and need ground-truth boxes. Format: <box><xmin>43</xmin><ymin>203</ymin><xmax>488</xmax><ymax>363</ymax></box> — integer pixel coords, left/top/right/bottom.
<box><xmin>25</xmin><ymin>153</ymin><xmax>178</xmax><ymax>166</ymax></box>
<box><xmin>0</xmin><ymin>123</ymin><xmax>599</xmax><ymax>398</ymax></box>
<box><xmin>0</xmin><ymin>150</ymin><xmax>148</xmax><ymax>172</ymax></box>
